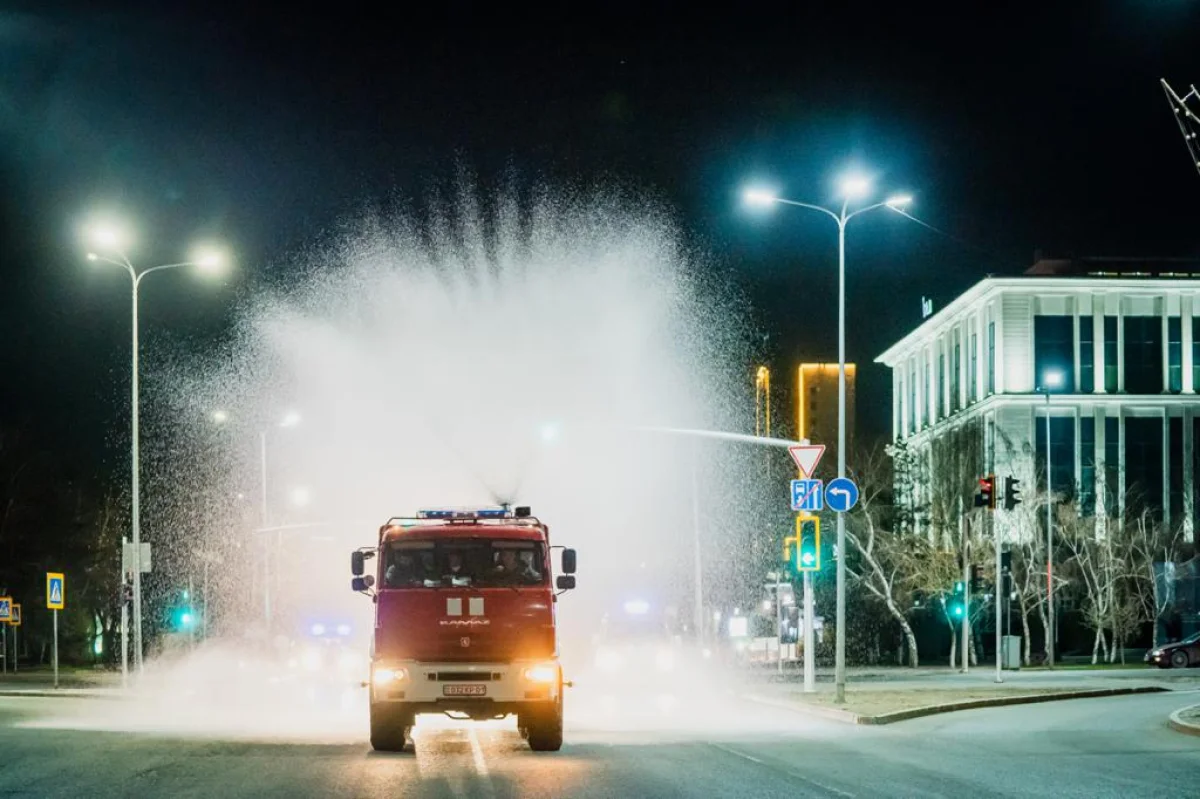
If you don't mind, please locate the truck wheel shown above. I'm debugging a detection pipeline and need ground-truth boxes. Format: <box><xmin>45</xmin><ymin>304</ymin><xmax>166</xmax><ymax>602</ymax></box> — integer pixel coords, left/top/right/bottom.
<box><xmin>370</xmin><ymin>703</ymin><xmax>412</xmax><ymax>752</ymax></box>
<box><xmin>526</xmin><ymin>697</ymin><xmax>563</xmax><ymax>752</ymax></box>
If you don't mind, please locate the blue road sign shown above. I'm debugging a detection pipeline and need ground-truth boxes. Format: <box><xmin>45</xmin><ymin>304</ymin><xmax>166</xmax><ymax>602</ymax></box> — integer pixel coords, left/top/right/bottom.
<box><xmin>0</xmin><ymin>597</ymin><xmax>10</xmax><ymax>621</ymax></box>
<box><xmin>791</xmin><ymin>479</ymin><xmax>824</xmax><ymax>512</ymax></box>
<box><xmin>824</xmin><ymin>477</ymin><xmax>860</xmax><ymax>513</ymax></box>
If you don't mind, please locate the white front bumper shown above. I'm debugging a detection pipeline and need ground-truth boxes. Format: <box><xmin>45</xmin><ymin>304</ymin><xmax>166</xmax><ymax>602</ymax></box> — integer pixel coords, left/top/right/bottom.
<box><xmin>372</xmin><ymin>660</ymin><xmax>560</xmax><ymax>705</ymax></box>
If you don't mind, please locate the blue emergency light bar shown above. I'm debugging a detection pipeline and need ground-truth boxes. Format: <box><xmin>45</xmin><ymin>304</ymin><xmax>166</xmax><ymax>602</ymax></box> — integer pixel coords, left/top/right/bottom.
<box><xmin>416</xmin><ymin>508</ymin><xmax>512</xmax><ymax>520</ymax></box>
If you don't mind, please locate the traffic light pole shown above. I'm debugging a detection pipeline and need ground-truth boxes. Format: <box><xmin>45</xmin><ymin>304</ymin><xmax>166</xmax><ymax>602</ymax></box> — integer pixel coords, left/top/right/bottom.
<box><xmin>803</xmin><ymin>571</ymin><xmax>815</xmax><ymax>693</ymax></box>
<box><xmin>994</xmin><ymin>507</ymin><xmax>1004</xmax><ymax>684</ymax></box>
<box><xmin>961</xmin><ymin>499</ymin><xmax>970</xmax><ymax>674</ymax></box>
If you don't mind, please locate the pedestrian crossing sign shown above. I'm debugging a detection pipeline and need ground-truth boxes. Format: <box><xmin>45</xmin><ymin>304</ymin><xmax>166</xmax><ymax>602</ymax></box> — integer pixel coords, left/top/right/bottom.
<box><xmin>0</xmin><ymin>597</ymin><xmax>10</xmax><ymax>622</ymax></box>
<box><xmin>10</xmin><ymin>604</ymin><xmax>20</xmax><ymax>627</ymax></box>
<box><xmin>47</xmin><ymin>573</ymin><xmax>65</xmax><ymax>610</ymax></box>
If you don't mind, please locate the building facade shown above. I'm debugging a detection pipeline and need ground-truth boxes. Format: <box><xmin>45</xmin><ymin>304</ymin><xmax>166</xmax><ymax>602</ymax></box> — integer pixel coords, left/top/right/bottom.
<box><xmin>876</xmin><ymin>262</ymin><xmax>1200</xmax><ymax>544</ymax></box>
<box><xmin>796</xmin><ymin>363</ymin><xmax>856</xmax><ymax>469</ymax></box>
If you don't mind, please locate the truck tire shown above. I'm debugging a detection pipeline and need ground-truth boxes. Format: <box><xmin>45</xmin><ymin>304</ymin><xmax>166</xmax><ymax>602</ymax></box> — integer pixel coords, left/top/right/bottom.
<box><xmin>526</xmin><ymin>697</ymin><xmax>563</xmax><ymax>752</ymax></box>
<box><xmin>370</xmin><ymin>703</ymin><xmax>412</xmax><ymax>752</ymax></box>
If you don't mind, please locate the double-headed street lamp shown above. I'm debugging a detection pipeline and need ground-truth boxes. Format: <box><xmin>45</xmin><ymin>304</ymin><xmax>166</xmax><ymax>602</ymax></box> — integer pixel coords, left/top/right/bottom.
<box><xmin>743</xmin><ymin>176</ymin><xmax>912</xmax><ymax>704</ymax></box>
<box><xmin>86</xmin><ymin>220</ymin><xmax>228</xmax><ymax>674</ymax></box>
<box><xmin>212</xmin><ymin>408</ymin><xmax>302</xmax><ymax>624</ymax></box>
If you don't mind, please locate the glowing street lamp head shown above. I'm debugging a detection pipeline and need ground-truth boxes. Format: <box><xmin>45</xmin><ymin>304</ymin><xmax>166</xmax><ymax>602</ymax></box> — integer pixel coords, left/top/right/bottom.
<box><xmin>280</xmin><ymin>410</ymin><xmax>302</xmax><ymax>428</ymax></box>
<box><xmin>885</xmin><ymin>194</ymin><xmax>914</xmax><ymax>209</ymax></box>
<box><xmin>1042</xmin><ymin>369</ymin><xmax>1065</xmax><ymax>390</ymax></box>
<box><xmin>839</xmin><ymin>174</ymin><xmax>872</xmax><ymax>200</ymax></box>
<box><xmin>85</xmin><ymin>219</ymin><xmax>131</xmax><ymax>252</ymax></box>
<box><xmin>742</xmin><ymin>187</ymin><xmax>779</xmax><ymax>208</ymax></box>
<box><xmin>191</xmin><ymin>245</ymin><xmax>229</xmax><ymax>276</ymax></box>
<box><xmin>212</xmin><ymin>410</ymin><xmax>229</xmax><ymax>424</ymax></box>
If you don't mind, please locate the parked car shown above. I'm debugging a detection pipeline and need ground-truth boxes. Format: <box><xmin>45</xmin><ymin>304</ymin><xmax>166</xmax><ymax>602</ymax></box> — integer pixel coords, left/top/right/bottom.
<box><xmin>1145</xmin><ymin>632</ymin><xmax>1200</xmax><ymax>668</ymax></box>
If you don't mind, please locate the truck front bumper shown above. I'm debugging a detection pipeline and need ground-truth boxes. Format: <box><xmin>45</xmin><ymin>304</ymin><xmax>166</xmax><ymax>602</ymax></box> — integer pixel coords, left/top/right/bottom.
<box><xmin>370</xmin><ymin>660</ymin><xmax>561</xmax><ymax>718</ymax></box>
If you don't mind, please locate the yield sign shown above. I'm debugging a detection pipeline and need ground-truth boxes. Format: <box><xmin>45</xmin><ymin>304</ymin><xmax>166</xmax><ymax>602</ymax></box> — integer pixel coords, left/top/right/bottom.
<box><xmin>788</xmin><ymin>444</ymin><xmax>826</xmax><ymax>478</ymax></box>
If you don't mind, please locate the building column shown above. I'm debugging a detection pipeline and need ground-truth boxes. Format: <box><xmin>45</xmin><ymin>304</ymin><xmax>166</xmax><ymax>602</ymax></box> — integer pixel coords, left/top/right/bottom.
<box><xmin>1184</xmin><ymin>409</ymin><xmax>1194</xmax><ymax>543</ymax></box>
<box><xmin>1095</xmin><ymin>406</ymin><xmax>1107</xmax><ymax>538</ymax></box>
<box><xmin>1093</xmin><ymin>298</ymin><xmax>1105</xmax><ymax>394</ymax></box>
<box><xmin>894</xmin><ymin>371</ymin><xmax>902</xmax><ymax>441</ymax></box>
<box><xmin>1117</xmin><ymin>302</ymin><xmax>1125</xmax><ymax>393</ymax></box>
<box><xmin>994</xmin><ymin>302</ymin><xmax>1006</xmax><ymax>394</ymax></box>
<box><xmin>1162</xmin><ymin>297</ymin><xmax>1171</xmax><ymax>394</ymax></box>
<box><xmin>1184</xmin><ymin>295</ymin><xmax>1194</xmax><ymax>394</ymax></box>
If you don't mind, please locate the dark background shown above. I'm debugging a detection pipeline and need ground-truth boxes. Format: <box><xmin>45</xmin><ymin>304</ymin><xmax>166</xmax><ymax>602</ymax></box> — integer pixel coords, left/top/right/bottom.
<box><xmin>2</xmin><ymin>3</ymin><xmax>1199</xmax><ymax>475</ymax></box>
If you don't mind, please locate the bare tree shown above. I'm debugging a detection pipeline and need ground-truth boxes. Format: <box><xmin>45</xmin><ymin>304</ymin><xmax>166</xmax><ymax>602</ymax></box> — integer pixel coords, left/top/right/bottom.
<box><xmin>1127</xmin><ymin>509</ymin><xmax>1186</xmax><ymax>648</ymax></box>
<box><xmin>846</xmin><ymin>446</ymin><xmax>921</xmax><ymax>666</ymax></box>
<box><xmin>1059</xmin><ymin>504</ymin><xmax>1122</xmax><ymax>663</ymax></box>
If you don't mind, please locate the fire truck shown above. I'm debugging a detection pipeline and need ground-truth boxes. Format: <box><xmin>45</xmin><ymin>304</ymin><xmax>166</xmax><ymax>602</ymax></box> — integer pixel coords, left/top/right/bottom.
<box><xmin>350</xmin><ymin>506</ymin><xmax>577</xmax><ymax>752</ymax></box>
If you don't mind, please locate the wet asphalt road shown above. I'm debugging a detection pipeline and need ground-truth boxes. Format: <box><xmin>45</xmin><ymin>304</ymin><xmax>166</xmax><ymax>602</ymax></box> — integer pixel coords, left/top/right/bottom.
<box><xmin>0</xmin><ymin>687</ymin><xmax>1196</xmax><ymax>798</ymax></box>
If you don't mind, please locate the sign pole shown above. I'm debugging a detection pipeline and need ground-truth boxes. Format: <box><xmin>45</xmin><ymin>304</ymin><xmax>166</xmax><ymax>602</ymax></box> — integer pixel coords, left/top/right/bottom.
<box><xmin>52</xmin><ymin>609</ymin><xmax>59</xmax><ymax>689</ymax></box>
<box><xmin>803</xmin><ymin>571</ymin><xmax>815</xmax><ymax>693</ymax></box>
<box><xmin>121</xmin><ymin>587</ymin><xmax>129</xmax><ymax>689</ymax></box>
<box><xmin>12</xmin><ymin>623</ymin><xmax>16</xmax><ymax>674</ymax></box>
<box><xmin>994</xmin><ymin>511</ymin><xmax>1004</xmax><ymax>683</ymax></box>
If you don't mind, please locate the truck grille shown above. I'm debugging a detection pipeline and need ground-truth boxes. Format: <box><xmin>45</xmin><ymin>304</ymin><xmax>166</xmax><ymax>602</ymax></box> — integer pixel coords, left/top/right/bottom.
<box><xmin>429</xmin><ymin>671</ymin><xmax>501</xmax><ymax>682</ymax></box>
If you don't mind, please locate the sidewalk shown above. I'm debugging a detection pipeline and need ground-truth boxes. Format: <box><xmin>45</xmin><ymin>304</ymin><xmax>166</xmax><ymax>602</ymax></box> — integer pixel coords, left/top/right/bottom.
<box><xmin>0</xmin><ymin>667</ymin><xmax>125</xmax><ymax>698</ymax></box>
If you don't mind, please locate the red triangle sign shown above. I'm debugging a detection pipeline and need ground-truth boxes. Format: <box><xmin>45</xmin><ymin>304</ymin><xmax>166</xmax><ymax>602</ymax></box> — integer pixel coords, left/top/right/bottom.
<box><xmin>789</xmin><ymin>445</ymin><xmax>826</xmax><ymax>478</ymax></box>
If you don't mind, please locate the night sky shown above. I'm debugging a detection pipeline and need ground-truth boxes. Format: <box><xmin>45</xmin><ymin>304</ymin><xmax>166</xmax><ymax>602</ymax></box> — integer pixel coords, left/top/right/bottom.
<box><xmin>2</xmin><ymin>5</ymin><xmax>1199</xmax><ymax>474</ymax></box>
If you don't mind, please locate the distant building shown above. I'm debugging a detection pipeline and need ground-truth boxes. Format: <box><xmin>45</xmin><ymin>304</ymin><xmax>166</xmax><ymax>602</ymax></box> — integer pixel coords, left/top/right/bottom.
<box><xmin>795</xmin><ymin>363</ymin><xmax>856</xmax><ymax>473</ymax></box>
<box><xmin>876</xmin><ymin>257</ymin><xmax>1200</xmax><ymax>544</ymax></box>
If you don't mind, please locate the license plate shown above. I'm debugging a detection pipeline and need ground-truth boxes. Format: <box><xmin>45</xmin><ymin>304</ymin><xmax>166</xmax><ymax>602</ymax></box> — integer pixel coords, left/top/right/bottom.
<box><xmin>443</xmin><ymin>684</ymin><xmax>487</xmax><ymax>697</ymax></box>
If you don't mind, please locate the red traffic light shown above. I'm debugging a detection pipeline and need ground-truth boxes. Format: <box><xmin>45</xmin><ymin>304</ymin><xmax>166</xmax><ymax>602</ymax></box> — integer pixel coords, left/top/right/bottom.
<box><xmin>975</xmin><ymin>475</ymin><xmax>996</xmax><ymax>509</ymax></box>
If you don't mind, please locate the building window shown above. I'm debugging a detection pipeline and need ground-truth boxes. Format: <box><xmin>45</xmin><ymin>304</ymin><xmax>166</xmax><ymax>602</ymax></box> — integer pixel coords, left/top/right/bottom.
<box><xmin>951</xmin><ymin>333</ymin><xmax>961</xmax><ymax>413</ymax></box>
<box><xmin>987</xmin><ymin>321</ymin><xmax>996</xmax><ymax>395</ymax></box>
<box><xmin>1123</xmin><ymin>316</ymin><xmax>1163</xmax><ymax>394</ymax></box>
<box><xmin>1104</xmin><ymin>416</ymin><xmax>1120</xmax><ymax>516</ymax></box>
<box><xmin>1104</xmin><ymin>316</ymin><xmax>1118</xmax><ymax>392</ymax></box>
<box><xmin>909</xmin><ymin>363</ymin><xmax>916</xmax><ymax>432</ymax></box>
<box><xmin>1125</xmin><ymin>416</ymin><xmax>1164</xmax><ymax>519</ymax></box>
<box><xmin>925</xmin><ymin>359</ymin><xmax>932</xmax><ymax>425</ymax></box>
<box><xmin>1034</xmin><ymin>316</ymin><xmax>1074</xmax><ymax>391</ymax></box>
<box><xmin>938</xmin><ymin>351</ymin><xmax>946</xmax><ymax>418</ymax></box>
<box><xmin>1079</xmin><ymin>317</ymin><xmax>1094</xmax><ymax>393</ymax></box>
<box><xmin>1168</xmin><ymin>317</ymin><xmax>1182</xmax><ymax>394</ymax></box>
<box><xmin>1170</xmin><ymin>416</ymin><xmax>1183</xmax><ymax>529</ymax></box>
<box><xmin>970</xmin><ymin>331</ymin><xmax>978</xmax><ymax>403</ymax></box>
<box><xmin>1080</xmin><ymin>416</ymin><xmax>1095</xmax><ymax>517</ymax></box>
<box><xmin>1035</xmin><ymin>414</ymin><xmax>1076</xmax><ymax>501</ymax></box>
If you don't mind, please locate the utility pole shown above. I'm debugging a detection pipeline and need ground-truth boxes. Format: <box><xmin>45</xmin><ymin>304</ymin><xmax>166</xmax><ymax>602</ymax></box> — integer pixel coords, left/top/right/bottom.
<box><xmin>960</xmin><ymin>494</ymin><xmax>969</xmax><ymax>674</ymax></box>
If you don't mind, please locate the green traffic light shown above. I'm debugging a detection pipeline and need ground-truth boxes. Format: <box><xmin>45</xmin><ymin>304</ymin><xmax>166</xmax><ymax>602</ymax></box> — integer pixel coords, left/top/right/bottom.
<box><xmin>951</xmin><ymin>603</ymin><xmax>965</xmax><ymax>618</ymax></box>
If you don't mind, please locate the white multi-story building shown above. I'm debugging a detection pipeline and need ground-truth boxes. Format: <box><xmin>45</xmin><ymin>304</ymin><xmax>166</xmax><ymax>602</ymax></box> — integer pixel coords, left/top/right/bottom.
<box><xmin>876</xmin><ymin>259</ymin><xmax>1200</xmax><ymax>543</ymax></box>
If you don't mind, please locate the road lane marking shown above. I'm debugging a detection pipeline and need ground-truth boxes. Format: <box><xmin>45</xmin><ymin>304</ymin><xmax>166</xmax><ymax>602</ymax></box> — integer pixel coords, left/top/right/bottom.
<box><xmin>707</xmin><ymin>742</ymin><xmax>856</xmax><ymax>798</ymax></box>
<box><xmin>468</xmin><ymin>727</ymin><xmax>490</xmax><ymax>777</ymax></box>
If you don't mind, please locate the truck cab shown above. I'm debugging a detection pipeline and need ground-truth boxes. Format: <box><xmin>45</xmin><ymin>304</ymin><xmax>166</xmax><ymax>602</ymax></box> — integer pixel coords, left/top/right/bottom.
<box><xmin>351</xmin><ymin>506</ymin><xmax>577</xmax><ymax>752</ymax></box>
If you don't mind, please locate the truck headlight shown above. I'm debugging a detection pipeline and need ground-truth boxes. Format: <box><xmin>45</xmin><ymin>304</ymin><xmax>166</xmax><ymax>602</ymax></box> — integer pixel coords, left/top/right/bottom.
<box><xmin>372</xmin><ymin>667</ymin><xmax>407</xmax><ymax>686</ymax></box>
<box><xmin>522</xmin><ymin>663</ymin><xmax>559</xmax><ymax>684</ymax></box>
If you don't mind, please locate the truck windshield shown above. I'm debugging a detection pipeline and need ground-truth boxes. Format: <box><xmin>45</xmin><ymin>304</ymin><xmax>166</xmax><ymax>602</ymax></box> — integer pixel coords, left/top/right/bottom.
<box><xmin>383</xmin><ymin>539</ymin><xmax>546</xmax><ymax>589</ymax></box>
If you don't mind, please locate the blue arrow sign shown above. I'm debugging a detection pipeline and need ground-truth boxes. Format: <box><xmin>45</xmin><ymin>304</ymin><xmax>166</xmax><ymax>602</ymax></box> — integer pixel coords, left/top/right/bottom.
<box><xmin>824</xmin><ymin>477</ymin><xmax>860</xmax><ymax>513</ymax></box>
<box><xmin>790</xmin><ymin>479</ymin><xmax>824</xmax><ymax>512</ymax></box>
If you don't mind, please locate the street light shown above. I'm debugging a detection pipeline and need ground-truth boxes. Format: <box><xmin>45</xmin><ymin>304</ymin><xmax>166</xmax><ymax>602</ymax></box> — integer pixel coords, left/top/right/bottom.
<box><xmin>86</xmin><ymin>218</ymin><xmax>229</xmax><ymax>675</ymax></box>
<box><xmin>741</xmin><ymin>174</ymin><xmax>913</xmax><ymax>704</ymax></box>
<box><xmin>1039</xmin><ymin>367</ymin><xmax>1064</xmax><ymax>668</ymax></box>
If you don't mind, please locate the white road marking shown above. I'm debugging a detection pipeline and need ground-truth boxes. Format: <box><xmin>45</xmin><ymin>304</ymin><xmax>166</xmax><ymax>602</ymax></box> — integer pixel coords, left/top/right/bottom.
<box><xmin>708</xmin><ymin>742</ymin><xmax>856</xmax><ymax>798</ymax></box>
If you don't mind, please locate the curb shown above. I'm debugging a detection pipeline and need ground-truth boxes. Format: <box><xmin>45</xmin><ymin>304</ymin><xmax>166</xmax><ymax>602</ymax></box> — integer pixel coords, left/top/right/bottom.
<box><xmin>1167</xmin><ymin>704</ymin><xmax>1200</xmax><ymax>737</ymax></box>
<box><xmin>0</xmin><ymin>689</ymin><xmax>124</xmax><ymax>700</ymax></box>
<box><xmin>745</xmin><ymin>685</ymin><xmax>1168</xmax><ymax>726</ymax></box>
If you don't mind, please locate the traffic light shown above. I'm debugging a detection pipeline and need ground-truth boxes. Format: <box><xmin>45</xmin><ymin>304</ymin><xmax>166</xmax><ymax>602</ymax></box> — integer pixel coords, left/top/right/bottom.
<box><xmin>949</xmin><ymin>582</ymin><xmax>966</xmax><ymax>618</ymax></box>
<box><xmin>974</xmin><ymin>475</ymin><xmax>996</xmax><ymax>509</ymax></box>
<box><xmin>1003</xmin><ymin>476</ymin><xmax>1022</xmax><ymax>510</ymax></box>
<box><xmin>970</xmin><ymin>564</ymin><xmax>984</xmax><ymax>594</ymax></box>
<box><xmin>785</xmin><ymin>516</ymin><xmax>821</xmax><ymax>573</ymax></box>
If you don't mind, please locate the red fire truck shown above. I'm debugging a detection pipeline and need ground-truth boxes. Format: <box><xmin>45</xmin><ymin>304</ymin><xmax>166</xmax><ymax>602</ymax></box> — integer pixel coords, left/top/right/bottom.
<box><xmin>351</xmin><ymin>506</ymin><xmax>577</xmax><ymax>752</ymax></box>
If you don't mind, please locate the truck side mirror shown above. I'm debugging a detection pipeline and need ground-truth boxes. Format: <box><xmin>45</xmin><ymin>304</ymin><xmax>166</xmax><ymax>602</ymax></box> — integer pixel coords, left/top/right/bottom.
<box><xmin>555</xmin><ymin>575</ymin><xmax>576</xmax><ymax>591</ymax></box>
<box><xmin>561</xmin><ymin>548</ymin><xmax>577</xmax><ymax>574</ymax></box>
<box><xmin>352</xmin><ymin>575</ymin><xmax>375</xmax><ymax>592</ymax></box>
<box><xmin>351</xmin><ymin>551</ymin><xmax>365</xmax><ymax>576</ymax></box>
